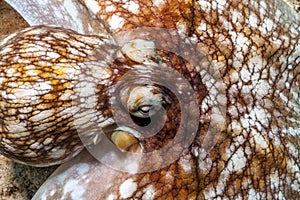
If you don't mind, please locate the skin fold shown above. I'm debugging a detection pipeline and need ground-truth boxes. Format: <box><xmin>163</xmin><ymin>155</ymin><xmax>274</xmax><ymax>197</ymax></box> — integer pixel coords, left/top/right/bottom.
<box><xmin>0</xmin><ymin>0</ymin><xmax>299</xmax><ymax>199</ymax></box>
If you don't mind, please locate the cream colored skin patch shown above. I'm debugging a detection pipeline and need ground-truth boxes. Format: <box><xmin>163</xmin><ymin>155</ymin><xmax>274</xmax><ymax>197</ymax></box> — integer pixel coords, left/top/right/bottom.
<box><xmin>119</xmin><ymin>178</ymin><xmax>137</xmax><ymax>198</ymax></box>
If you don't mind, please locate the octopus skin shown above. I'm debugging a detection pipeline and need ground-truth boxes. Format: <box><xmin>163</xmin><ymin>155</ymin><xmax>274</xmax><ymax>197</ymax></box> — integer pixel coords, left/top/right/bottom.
<box><xmin>0</xmin><ymin>0</ymin><xmax>299</xmax><ymax>199</ymax></box>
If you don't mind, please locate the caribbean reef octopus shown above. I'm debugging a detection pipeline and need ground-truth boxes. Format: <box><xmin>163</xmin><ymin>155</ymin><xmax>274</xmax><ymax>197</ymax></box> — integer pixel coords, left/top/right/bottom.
<box><xmin>0</xmin><ymin>0</ymin><xmax>299</xmax><ymax>199</ymax></box>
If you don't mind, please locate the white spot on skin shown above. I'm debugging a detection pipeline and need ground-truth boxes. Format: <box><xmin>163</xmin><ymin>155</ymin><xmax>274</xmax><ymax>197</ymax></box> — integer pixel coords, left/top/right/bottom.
<box><xmin>191</xmin><ymin>146</ymin><xmax>199</xmax><ymax>157</ymax></box>
<box><xmin>75</xmin><ymin>81</ymin><xmax>96</xmax><ymax>97</ymax></box>
<box><xmin>76</xmin><ymin>163</ymin><xmax>90</xmax><ymax>175</ymax></box>
<box><xmin>109</xmin><ymin>14</ymin><xmax>125</xmax><ymax>30</ymax></box>
<box><xmin>198</xmin><ymin>151</ymin><xmax>213</xmax><ymax>171</ymax></box>
<box><xmin>164</xmin><ymin>172</ymin><xmax>174</xmax><ymax>182</ymax></box>
<box><xmin>287</xmin><ymin>159</ymin><xmax>300</xmax><ymax>185</ymax></box>
<box><xmin>229</xmin><ymin>70</ymin><xmax>239</xmax><ymax>83</ymax></box>
<box><xmin>276</xmin><ymin>192</ymin><xmax>286</xmax><ymax>200</ymax></box>
<box><xmin>226</xmin><ymin>147</ymin><xmax>247</xmax><ymax>172</ymax></box>
<box><xmin>4</xmin><ymin>92</ymin><xmax>17</xmax><ymax>100</ymax></box>
<box><xmin>49</xmin><ymin>148</ymin><xmax>66</xmax><ymax>159</ymax></box>
<box><xmin>6</xmin><ymin>67</ymin><xmax>15</xmax><ymax>75</ymax></box>
<box><xmin>270</xmin><ymin>172</ymin><xmax>280</xmax><ymax>189</ymax></box>
<box><xmin>67</xmin><ymin>47</ymin><xmax>81</xmax><ymax>56</ymax></box>
<box><xmin>90</xmin><ymin>65</ymin><xmax>112</xmax><ymax>80</ymax></box>
<box><xmin>24</xmin><ymin>151</ymin><xmax>38</xmax><ymax>158</ymax></box>
<box><xmin>119</xmin><ymin>179</ymin><xmax>137</xmax><ymax>198</ymax></box>
<box><xmin>252</xmin><ymin>129</ymin><xmax>268</xmax><ymax>149</ymax></box>
<box><xmin>284</xmin><ymin>127</ymin><xmax>300</xmax><ymax>136</ymax></box>
<box><xmin>43</xmin><ymin>138</ymin><xmax>53</xmax><ymax>145</ymax></box>
<box><xmin>253</xmin><ymin>80</ymin><xmax>270</xmax><ymax>98</ymax></box>
<box><xmin>249</xmin><ymin>106</ymin><xmax>270</xmax><ymax>125</ymax></box>
<box><xmin>122</xmin><ymin>1</ymin><xmax>140</xmax><ymax>14</ymax></box>
<box><xmin>107</xmin><ymin>194</ymin><xmax>116</xmax><ymax>200</ymax></box>
<box><xmin>211</xmin><ymin>1</ymin><xmax>217</xmax><ymax>9</ymax></box>
<box><xmin>142</xmin><ymin>185</ymin><xmax>156</xmax><ymax>200</ymax></box>
<box><xmin>0</xmin><ymin>76</ymin><xmax>4</xmax><ymax>85</ymax></box>
<box><xmin>261</xmin><ymin>18</ymin><xmax>274</xmax><ymax>33</ymax></box>
<box><xmin>235</xmin><ymin>32</ymin><xmax>250</xmax><ymax>51</ymax></box>
<box><xmin>247</xmin><ymin>188</ymin><xmax>263</xmax><ymax>200</ymax></box>
<box><xmin>10</xmin><ymin>81</ymin><xmax>51</xmax><ymax>100</ymax></box>
<box><xmin>216</xmin><ymin>0</ymin><xmax>226</xmax><ymax>7</ymax></box>
<box><xmin>60</xmin><ymin>92</ymin><xmax>72</xmax><ymax>101</ymax></box>
<box><xmin>249</xmin><ymin>14</ymin><xmax>258</xmax><ymax>28</ymax></box>
<box><xmin>125</xmin><ymin>161</ymin><xmax>140</xmax><ymax>174</ymax></box>
<box><xmin>230</xmin><ymin>120</ymin><xmax>242</xmax><ymax>134</ymax></box>
<box><xmin>49</xmin><ymin>190</ymin><xmax>56</xmax><ymax>196</ymax></box>
<box><xmin>215</xmin><ymin>0</ymin><xmax>226</xmax><ymax>12</ymax></box>
<box><xmin>235</xmin><ymin>135</ymin><xmax>245</xmax><ymax>145</ymax></box>
<box><xmin>176</xmin><ymin>22</ymin><xmax>188</xmax><ymax>35</ymax></box>
<box><xmin>197</xmin><ymin>23</ymin><xmax>207</xmax><ymax>31</ymax></box>
<box><xmin>3</xmin><ymin>144</ymin><xmax>17</xmax><ymax>152</ymax></box>
<box><xmin>62</xmin><ymin>179</ymin><xmax>85</xmax><ymax>199</ymax></box>
<box><xmin>210</xmin><ymin>112</ymin><xmax>226</xmax><ymax>130</ymax></box>
<box><xmin>275</xmin><ymin>9</ymin><xmax>282</xmax><ymax>21</ymax></box>
<box><xmin>84</xmin><ymin>0</ymin><xmax>101</xmax><ymax>14</ymax></box>
<box><xmin>215</xmin><ymin>176</ymin><xmax>226</xmax><ymax>195</ymax></box>
<box><xmin>6</xmin><ymin>121</ymin><xmax>29</xmax><ymax>135</ymax></box>
<box><xmin>64</xmin><ymin>66</ymin><xmax>79</xmax><ymax>77</ymax></box>
<box><xmin>46</xmin><ymin>51</ymin><xmax>60</xmax><ymax>59</ymax></box>
<box><xmin>249</xmin><ymin>55</ymin><xmax>264</xmax><ymax>72</ymax></box>
<box><xmin>153</xmin><ymin>0</ymin><xmax>164</xmax><ymax>7</ymax></box>
<box><xmin>240</xmin><ymin>67</ymin><xmax>251</xmax><ymax>82</ymax></box>
<box><xmin>259</xmin><ymin>1</ymin><xmax>267</xmax><ymax>15</ymax></box>
<box><xmin>73</xmin><ymin>110</ymin><xmax>97</xmax><ymax>127</ymax></box>
<box><xmin>232</xmin><ymin>11</ymin><xmax>242</xmax><ymax>24</ymax></box>
<box><xmin>179</xmin><ymin>156</ymin><xmax>192</xmax><ymax>173</ymax></box>
<box><xmin>197</xmin><ymin>0</ymin><xmax>211</xmax><ymax>10</ymax></box>
<box><xmin>30</xmin><ymin>110</ymin><xmax>53</xmax><ymax>122</ymax></box>
<box><xmin>106</xmin><ymin>5</ymin><xmax>115</xmax><ymax>12</ymax></box>
<box><xmin>30</xmin><ymin>142</ymin><xmax>43</xmax><ymax>150</ymax></box>
<box><xmin>13</xmin><ymin>88</ymin><xmax>37</xmax><ymax>99</ymax></box>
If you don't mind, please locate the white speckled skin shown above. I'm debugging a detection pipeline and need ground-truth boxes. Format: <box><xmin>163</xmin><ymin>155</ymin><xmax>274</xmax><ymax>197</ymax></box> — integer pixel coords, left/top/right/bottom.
<box><xmin>4</xmin><ymin>0</ymin><xmax>108</xmax><ymax>35</ymax></box>
<box><xmin>1</xmin><ymin>0</ymin><xmax>300</xmax><ymax>199</ymax></box>
<box><xmin>33</xmin><ymin>150</ymin><xmax>120</xmax><ymax>200</ymax></box>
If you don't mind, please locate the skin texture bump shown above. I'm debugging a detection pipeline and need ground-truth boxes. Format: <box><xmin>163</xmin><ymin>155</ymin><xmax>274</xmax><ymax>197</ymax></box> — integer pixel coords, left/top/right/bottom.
<box><xmin>0</xmin><ymin>0</ymin><xmax>299</xmax><ymax>199</ymax></box>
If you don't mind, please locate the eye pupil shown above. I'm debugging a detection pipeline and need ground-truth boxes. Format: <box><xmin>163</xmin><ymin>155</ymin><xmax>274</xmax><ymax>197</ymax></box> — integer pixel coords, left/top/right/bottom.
<box><xmin>138</xmin><ymin>105</ymin><xmax>151</xmax><ymax>114</ymax></box>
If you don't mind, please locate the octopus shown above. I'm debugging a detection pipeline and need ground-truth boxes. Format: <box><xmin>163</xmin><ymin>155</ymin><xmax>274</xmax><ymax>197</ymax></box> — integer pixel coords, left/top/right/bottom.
<box><xmin>0</xmin><ymin>0</ymin><xmax>299</xmax><ymax>199</ymax></box>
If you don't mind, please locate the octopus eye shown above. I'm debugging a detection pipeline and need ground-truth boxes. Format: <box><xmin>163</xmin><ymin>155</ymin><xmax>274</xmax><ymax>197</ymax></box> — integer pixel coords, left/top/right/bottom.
<box><xmin>120</xmin><ymin>85</ymin><xmax>163</xmax><ymax>119</ymax></box>
<box><xmin>134</xmin><ymin>103</ymin><xmax>161</xmax><ymax>118</ymax></box>
<box><xmin>138</xmin><ymin>105</ymin><xmax>152</xmax><ymax>114</ymax></box>
<box><xmin>110</xmin><ymin>130</ymin><xmax>141</xmax><ymax>153</ymax></box>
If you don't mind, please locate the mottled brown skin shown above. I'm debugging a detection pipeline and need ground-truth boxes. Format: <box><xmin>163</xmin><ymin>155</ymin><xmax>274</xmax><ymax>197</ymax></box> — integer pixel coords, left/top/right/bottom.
<box><xmin>0</xmin><ymin>26</ymin><xmax>117</xmax><ymax>166</ymax></box>
<box><xmin>0</xmin><ymin>0</ymin><xmax>300</xmax><ymax>199</ymax></box>
<box><xmin>67</xmin><ymin>0</ymin><xmax>300</xmax><ymax>199</ymax></box>
<box><xmin>0</xmin><ymin>25</ymin><xmax>204</xmax><ymax>166</ymax></box>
